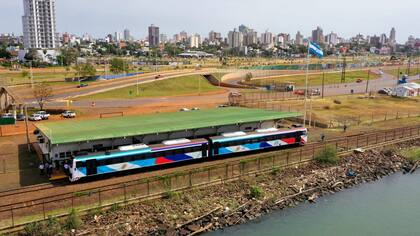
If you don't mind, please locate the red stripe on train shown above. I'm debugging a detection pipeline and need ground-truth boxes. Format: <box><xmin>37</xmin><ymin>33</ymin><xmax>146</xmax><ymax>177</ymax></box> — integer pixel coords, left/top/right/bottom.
<box><xmin>156</xmin><ymin>157</ymin><xmax>173</xmax><ymax>165</ymax></box>
<box><xmin>281</xmin><ymin>138</ymin><xmax>296</xmax><ymax>144</ymax></box>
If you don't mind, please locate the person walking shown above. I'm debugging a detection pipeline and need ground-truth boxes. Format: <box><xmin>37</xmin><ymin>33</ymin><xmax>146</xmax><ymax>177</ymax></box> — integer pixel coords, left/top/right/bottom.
<box><xmin>320</xmin><ymin>133</ymin><xmax>325</xmax><ymax>142</ymax></box>
<box><xmin>343</xmin><ymin>124</ymin><xmax>348</xmax><ymax>133</ymax></box>
<box><xmin>38</xmin><ymin>163</ymin><xmax>44</xmax><ymax>175</ymax></box>
<box><xmin>63</xmin><ymin>161</ymin><xmax>70</xmax><ymax>176</ymax></box>
<box><xmin>44</xmin><ymin>162</ymin><xmax>50</xmax><ymax>177</ymax></box>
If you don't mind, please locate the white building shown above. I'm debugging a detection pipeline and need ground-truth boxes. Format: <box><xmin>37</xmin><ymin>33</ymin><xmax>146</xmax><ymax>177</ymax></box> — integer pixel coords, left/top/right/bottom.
<box><xmin>189</xmin><ymin>33</ymin><xmax>201</xmax><ymax>48</ymax></box>
<box><xmin>22</xmin><ymin>0</ymin><xmax>58</xmax><ymax>49</ymax></box>
<box><xmin>228</xmin><ymin>29</ymin><xmax>243</xmax><ymax>48</ymax></box>
<box><xmin>393</xmin><ymin>83</ymin><xmax>420</xmax><ymax>97</ymax></box>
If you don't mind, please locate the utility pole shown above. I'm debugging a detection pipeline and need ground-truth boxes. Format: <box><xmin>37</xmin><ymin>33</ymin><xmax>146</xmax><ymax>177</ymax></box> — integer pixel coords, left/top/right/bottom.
<box><xmin>341</xmin><ymin>56</ymin><xmax>346</xmax><ymax>83</ymax></box>
<box><xmin>397</xmin><ymin>67</ymin><xmax>400</xmax><ymax>85</ymax></box>
<box><xmin>407</xmin><ymin>56</ymin><xmax>411</xmax><ymax>76</ymax></box>
<box><xmin>24</xmin><ymin>105</ymin><xmax>31</xmax><ymax>152</ymax></box>
<box><xmin>365</xmin><ymin>70</ymin><xmax>370</xmax><ymax>93</ymax></box>
<box><xmin>321</xmin><ymin>71</ymin><xmax>325</xmax><ymax>99</ymax></box>
<box><xmin>29</xmin><ymin>61</ymin><xmax>34</xmax><ymax>88</ymax></box>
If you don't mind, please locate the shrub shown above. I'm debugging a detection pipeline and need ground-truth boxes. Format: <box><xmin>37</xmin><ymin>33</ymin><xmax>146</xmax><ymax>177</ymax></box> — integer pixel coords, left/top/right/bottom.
<box><xmin>162</xmin><ymin>190</ymin><xmax>181</xmax><ymax>199</ymax></box>
<box><xmin>110</xmin><ymin>203</ymin><xmax>122</xmax><ymax>212</ymax></box>
<box><xmin>249</xmin><ymin>185</ymin><xmax>263</xmax><ymax>199</ymax></box>
<box><xmin>64</xmin><ymin>209</ymin><xmax>81</xmax><ymax>230</ymax></box>
<box><xmin>24</xmin><ymin>222</ymin><xmax>42</xmax><ymax>236</ymax></box>
<box><xmin>315</xmin><ymin>146</ymin><xmax>339</xmax><ymax>164</ymax></box>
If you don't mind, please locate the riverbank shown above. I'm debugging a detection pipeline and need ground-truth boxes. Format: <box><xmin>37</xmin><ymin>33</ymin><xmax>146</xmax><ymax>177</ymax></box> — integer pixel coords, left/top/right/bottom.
<box><xmin>20</xmin><ymin>140</ymin><xmax>419</xmax><ymax>235</ymax></box>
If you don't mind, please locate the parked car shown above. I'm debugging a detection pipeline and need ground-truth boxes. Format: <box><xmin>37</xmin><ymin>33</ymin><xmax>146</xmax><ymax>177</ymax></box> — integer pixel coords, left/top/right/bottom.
<box><xmin>378</xmin><ymin>88</ymin><xmax>392</xmax><ymax>95</ymax></box>
<box><xmin>191</xmin><ymin>107</ymin><xmax>200</xmax><ymax>111</ymax></box>
<box><xmin>310</xmin><ymin>89</ymin><xmax>321</xmax><ymax>96</ymax></box>
<box><xmin>77</xmin><ymin>83</ymin><xmax>88</xmax><ymax>88</ymax></box>
<box><xmin>1</xmin><ymin>113</ymin><xmax>14</xmax><ymax>119</ymax></box>
<box><xmin>179</xmin><ymin>108</ymin><xmax>190</xmax><ymax>112</ymax></box>
<box><xmin>28</xmin><ymin>114</ymin><xmax>42</xmax><ymax>121</ymax></box>
<box><xmin>35</xmin><ymin>111</ymin><xmax>50</xmax><ymax>120</ymax></box>
<box><xmin>62</xmin><ymin>111</ymin><xmax>76</xmax><ymax>118</ymax></box>
<box><xmin>16</xmin><ymin>114</ymin><xmax>26</xmax><ymax>121</ymax></box>
<box><xmin>218</xmin><ymin>104</ymin><xmax>229</xmax><ymax>108</ymax></box>
<box><xmin>155</xmin><ymin>75</ymin><xmax>163</xmax><ymax>79</ymax></box>
<box><xmin>356</xmin><ymin>79</ymin><xmax>363</xmax><ymax>83</ymax></box>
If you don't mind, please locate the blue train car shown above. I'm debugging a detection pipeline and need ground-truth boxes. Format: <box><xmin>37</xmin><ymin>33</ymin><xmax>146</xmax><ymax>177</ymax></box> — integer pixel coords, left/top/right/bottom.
<box><xmin>209</xmin><ymin>128</ymin><xmax>307</xmax><ymax>156</ymax></box>
<box><xmin>70</xmin><ymin>138</ymin><xmax>208</xmax><ymax>182</ymax></box>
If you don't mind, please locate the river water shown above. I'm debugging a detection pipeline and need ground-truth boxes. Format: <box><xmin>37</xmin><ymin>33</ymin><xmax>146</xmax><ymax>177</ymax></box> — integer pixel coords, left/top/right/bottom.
<box><xmin>207</xmin><ymin>172</ymin><xmax>420</xmax><ymax>236</ymax></box>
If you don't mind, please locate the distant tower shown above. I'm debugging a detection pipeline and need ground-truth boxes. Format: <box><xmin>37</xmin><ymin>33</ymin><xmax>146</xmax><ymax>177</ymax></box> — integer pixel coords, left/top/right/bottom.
<box><xmin>148</xmin><ymin>24</ymin><xmax>160</xmax><ymax>47</ymax></box>
<box><xmin>295</xmin><ymin>31</ymin><xmax>303</xmax><ymax>45</ymax></box>
<box><xmin>124</xmin><ymin>29</ymin><xmax>131</xmax><ymax>41</ymax></box>
<box><xmin>389</xmin><ymin>27</ymin><xmax>396</xmax><ymax>44</ymax></box>
<box><xmin>22</xmin><ymin>0</ymin><xmax>58</xmax><ymax>49</ymax></box>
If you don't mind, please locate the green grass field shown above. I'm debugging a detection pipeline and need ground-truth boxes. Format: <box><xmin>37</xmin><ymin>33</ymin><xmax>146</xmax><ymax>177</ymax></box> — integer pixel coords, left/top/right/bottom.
<box><xmin>246</xmin><ymin>70</ymin><xmax>380</xmax><ymax>87</ymax></box>
<box><xmin>384</xmin><ymin>68</ymin><xmax>419</xmax><ymax>77</ymax></box>
<box><xmin>81</xmin><ymin>75</ymin><xmax>222</xmax><ymax>100</ymax></box>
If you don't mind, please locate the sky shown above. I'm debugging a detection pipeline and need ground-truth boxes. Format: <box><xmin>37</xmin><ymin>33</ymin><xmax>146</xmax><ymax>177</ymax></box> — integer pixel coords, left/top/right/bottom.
<box><xmin>1</xmin><ymin>0</ymin><xmax>419</xmax><ymax>43</ymax></box>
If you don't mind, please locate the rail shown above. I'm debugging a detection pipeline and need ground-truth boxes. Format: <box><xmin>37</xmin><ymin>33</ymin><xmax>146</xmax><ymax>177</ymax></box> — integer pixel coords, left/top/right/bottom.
<box><xmin>0</xmin><ymin>125</ymin><xmax>419</xmax><ymax>232</ymax></box>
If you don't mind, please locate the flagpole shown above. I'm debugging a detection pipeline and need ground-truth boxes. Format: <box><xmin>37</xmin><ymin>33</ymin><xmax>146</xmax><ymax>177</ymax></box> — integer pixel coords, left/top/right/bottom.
<box><xmin>303</xmin><ymin>43</ymin><xmax>310</xmax><ymax>127</ymax></box>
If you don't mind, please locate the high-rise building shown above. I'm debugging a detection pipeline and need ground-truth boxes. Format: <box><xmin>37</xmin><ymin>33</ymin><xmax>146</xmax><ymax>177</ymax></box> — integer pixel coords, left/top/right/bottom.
<box><xmin>277</xmin><ymin>33</ymin><xmax>290</xmax><ymax>47</ymax></box>
<box><xmin>295</xmin><ymin>31</ymin><xmax>303</xmax><ymax>45</ymax></box>
<box><xmin>22</xmin><ymin>0</ymin><xmax>58</xmax><ymax>49</ymax></box>
<box><xmin>148</xmin><ymin>24</ymin><xmax>160</xmax><ymax>47</ymax></box>
<box><xmin>114</xmin><ymin>32</ymin><xmax>122</xmax><ymax>42</ymax></box>
<box><xmin>208</xmin><ymin>31</ymin><xmax>222</xmax><ymax>43</ymax></box>
<box><xmin>228</xmin><ymin>29</ymin><xmax>243</xmax><ymax>48</ymax></box>
<box><xmin>261</xmin><ymin>31</ymin><xmax>273</xmax><ymax>45</ymax></box>
<box><xmin>380</xmin><ymin>33</ymin><xmax>388</xmax><ymax>45</ymax></box>
<box><xmin>160</xmin><ymin>34</ymin><xmax>168</xmax><ymax>43</ymax></box>
<box><xmin>325</xmin><ymin>32</ymin><xmax>338</xmax><ymax>46</ymax></box>
<box><xmin>189</xmin><ymin>33</ymin><xmax>201</xmax><ymax>48</ymax></box>
<box><xmin>311</xmin><ymin>26</ymin><xmax>324</xmax><ymax>44</ymax></box>
<box><xmin>243</xmin><ymin>30</ymin><xmax>258</xmax><ymax>46</ymax></box>
<box><xmin>124</xmin><ymin>29</ymin><xmax>131</xmax><ymax>41</ymax></box>
<box><xmin>369</xmin><ymin>35</ymin><xmax>380</xmax><ymax>47</ymax></box>
<box><xmin>238</xmin><ymin>24</ymin><xmax>250</xmax><ymax>34</ymax></box>
<box><xmin>179</xmin><ymin>31</ymin><xmax>188</xmax><ymax>42</ymax></box>
<box><xmin>389</xmin><ymin>27</ymin><xmax>396</xmax><ymax>44</ymax></box>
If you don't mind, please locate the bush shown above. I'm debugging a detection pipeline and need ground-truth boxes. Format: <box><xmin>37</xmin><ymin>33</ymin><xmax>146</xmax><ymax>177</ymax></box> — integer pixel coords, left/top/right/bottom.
<box><xmin>64</xmin><ymin>209</ymin><xmax>81</xmax><ymax>230</ymax></box>
<box><xmin>315</xmin><ymin>146</ymin><xmax>339</xmax><ymax>164</ymax></box>
<box><xmin>249</xmin><ymin>186</ymin><xmax>263</xmax><ymax>199</ymax></box>
<box><xmin>162</xmin><ymin>190</ymin><xmax>181</xmax><ymax>199</ymax></box>
<box><xmin>24</xmin><ymin>222</ymin><xmax>42</xmax><ymax>236</ymax></box>
<box><xmin>110</xmin><ymin>203</ymin><xmax>122</xmax><ymax>212</ymax></box>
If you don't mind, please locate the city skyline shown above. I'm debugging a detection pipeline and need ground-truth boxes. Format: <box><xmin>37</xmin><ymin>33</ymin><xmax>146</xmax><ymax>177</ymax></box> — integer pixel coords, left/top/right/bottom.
<box><xmin>0</xmin><ymin>0</ymin><xmax>419</xmax><ymax>43</ymax></box>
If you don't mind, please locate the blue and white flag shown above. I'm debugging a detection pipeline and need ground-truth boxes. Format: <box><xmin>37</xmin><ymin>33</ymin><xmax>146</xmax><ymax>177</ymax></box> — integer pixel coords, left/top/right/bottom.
<box><xmin>309</xmin><ymin>42</ymin><xmax>324</xmax><ymax>58</ymax></box>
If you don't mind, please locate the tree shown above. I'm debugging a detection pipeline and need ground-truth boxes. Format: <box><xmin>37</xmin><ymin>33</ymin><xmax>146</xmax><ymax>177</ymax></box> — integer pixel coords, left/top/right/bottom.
<box><xmin>57</xmin><ymin>48</ymin><xmax>79</xmax><ymax>66</ymax></box>
<box><xmin>110</xmin><ymin>58</ymin><xmax>129</xmax><ymax>73</ymax></box>
<box><xmin>33</xmin><ymin>82</ymin><xmax>52</xmax><ymax>110</ymax></box>
<box><xmin>74</xmin><ymin>63</ymin><xmax>97</xmax><ymax>78</ymax></box>
<box><xmin>0</xmin><ymin>48</ymin><xmax>11</xmax><ymax>59</ymax></box>
<box><xmin>24</xmin><ymin>49</ymin><xmax>39</xmax><ymax>61</ymax></box>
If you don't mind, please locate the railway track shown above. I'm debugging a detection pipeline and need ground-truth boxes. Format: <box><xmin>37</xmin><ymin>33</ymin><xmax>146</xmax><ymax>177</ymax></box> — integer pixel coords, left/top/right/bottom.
<box><xmin>0</xmin><ymin>125</ymin><xmax>418</xmax><ymax>234</ymax></box>
<box><xmin>0</xmin><ymin>125</ymin><xmax>418</xmax><ymax>206</ymax></box>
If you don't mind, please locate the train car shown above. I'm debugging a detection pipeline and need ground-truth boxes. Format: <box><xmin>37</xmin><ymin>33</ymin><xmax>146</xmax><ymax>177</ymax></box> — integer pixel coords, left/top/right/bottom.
<box><xmin>69</xmin><ymin>138</ymin><xmax>208</xmax><ymax>182</ymax></box>
<box><xmin>209</xmin><ymin>127</ymin><xmax>307</xmax><ymax>157</ymax></box>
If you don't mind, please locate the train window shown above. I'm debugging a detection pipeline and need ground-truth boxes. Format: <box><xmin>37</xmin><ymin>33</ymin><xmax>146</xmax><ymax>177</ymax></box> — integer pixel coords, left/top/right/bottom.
<box><xmin>76</xmin><ymin>161</ymin><xmax>85</xmax><ymax>168</ymax></box>
<box><xmin>59</xmin><ymin>152</ymin><xmax>65</xmax><ymax>158</ymax></box>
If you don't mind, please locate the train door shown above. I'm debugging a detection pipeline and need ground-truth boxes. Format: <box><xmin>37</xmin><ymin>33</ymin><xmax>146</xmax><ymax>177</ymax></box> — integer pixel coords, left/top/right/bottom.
<box><xmin>86</xmin><ymin>159</ymin><xmax>97</xmax><ymax>176</ymax></box>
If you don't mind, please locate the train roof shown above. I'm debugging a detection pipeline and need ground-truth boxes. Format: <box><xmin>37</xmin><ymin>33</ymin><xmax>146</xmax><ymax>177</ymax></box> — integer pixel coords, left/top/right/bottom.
<box><xmin>74</xmin><ymin>138</ymin><xmax>208</xmax><ymax>161</ymax></box>
<box><xmin>36</xmin><ymin>107</ymin><xmax>300</xmax><ymax>145</ymax></box>
<box><xmin>210</xmin><ymin>127</ymin><xmax>307</xmax><ymax>142</ymax></box>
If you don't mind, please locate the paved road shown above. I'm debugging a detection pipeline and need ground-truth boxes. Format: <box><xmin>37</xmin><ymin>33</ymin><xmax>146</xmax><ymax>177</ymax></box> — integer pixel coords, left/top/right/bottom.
<box><xmin>40</xmin><ymin>71</ymin><xmax>420</xmax><ymax>109</ymax></box>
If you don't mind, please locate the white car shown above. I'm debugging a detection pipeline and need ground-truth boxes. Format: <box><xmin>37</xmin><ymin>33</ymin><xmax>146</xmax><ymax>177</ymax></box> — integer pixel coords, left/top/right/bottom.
<box><xmin>35</xmin><ymin>111</ymin><xmax>50</xmax><ymax>120</ymax></box>
<box><xmin>28</xmin><ymin>114</ymin><xmax>42</xmax><ymax>121</ymax></box>
<box><xmin>1</xmin><ymin>113</ymin><xmax>14</xmax><ymax>119</ymax></box>
<box><xmin>62</xmin><ymin>111</ymin><xmax>76</xmax><ymax>118</ymax></box>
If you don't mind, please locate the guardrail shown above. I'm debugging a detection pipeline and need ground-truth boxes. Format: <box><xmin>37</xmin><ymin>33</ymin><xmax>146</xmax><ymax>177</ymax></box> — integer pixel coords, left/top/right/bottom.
<box><xmin>0</xmin><ymin>125</ymin><xmax>419</xmax><ymax>232</ymax></box>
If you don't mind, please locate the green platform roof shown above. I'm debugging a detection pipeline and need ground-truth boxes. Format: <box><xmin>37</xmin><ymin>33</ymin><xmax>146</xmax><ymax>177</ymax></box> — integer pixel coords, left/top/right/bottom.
<box><xmin>36</xmin><ymin>107</ymin><xmax>300</xmax><ymax>145</ymax></box>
